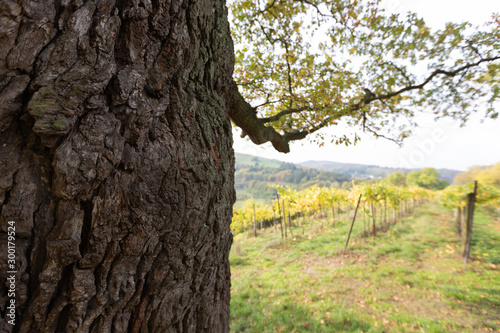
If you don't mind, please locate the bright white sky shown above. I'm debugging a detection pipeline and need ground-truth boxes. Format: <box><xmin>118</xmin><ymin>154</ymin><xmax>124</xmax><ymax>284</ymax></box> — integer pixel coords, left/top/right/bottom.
<box><xmin>233</xmin><ymin>0</ymin><xmax>500</xmax><ymax>171</ymax></box>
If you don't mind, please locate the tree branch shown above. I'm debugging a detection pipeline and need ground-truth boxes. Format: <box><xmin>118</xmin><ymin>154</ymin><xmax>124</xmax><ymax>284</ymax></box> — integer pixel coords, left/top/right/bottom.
<box><xmin>229</xmin><ymin>82</ymin><xmax>329</xmax><ymax>153</ymax></box>
<box><xmin>230</xmin><ymin>54</ymin><xmax>499</xmax><ymax>153</ymax></box>
<box><xmin>363</xmin><ymin>124</ymin><xmax>403</xmax><ymax>146</ymax></box>
<box><xmin>260</xmin><ymin>106</ymin><xmax>312</xmax><ymax>123</ymax></box>
<box><xmin>352</xmin><ymin>55</ymin><xmax>500</xmax><ymax>109</ymax></box>
<box><xmin>229</xmin><ymin>81</ymin><xmax>290</xmax><ymax>152</ymax></box>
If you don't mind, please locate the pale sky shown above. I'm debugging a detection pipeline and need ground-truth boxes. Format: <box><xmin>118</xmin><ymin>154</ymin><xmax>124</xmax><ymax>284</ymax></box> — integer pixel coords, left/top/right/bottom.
<box><xmin>232</xmin><ymin>0</ymin><xmax>500</xmax><ymax>171</ymax></box>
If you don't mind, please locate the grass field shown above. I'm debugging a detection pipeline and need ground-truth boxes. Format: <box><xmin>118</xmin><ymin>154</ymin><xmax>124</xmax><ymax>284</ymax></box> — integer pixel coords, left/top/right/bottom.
<box><xmin>229</xmin><ymin>204</ymin><xmax>500</xmax><ymax>332</ymax></box>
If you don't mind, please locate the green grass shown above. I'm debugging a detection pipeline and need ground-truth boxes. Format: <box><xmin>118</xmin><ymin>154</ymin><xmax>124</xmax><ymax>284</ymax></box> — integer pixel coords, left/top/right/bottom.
<box><xmin>230</xmin><ymin>204</ymin><xmax>500</xmax><ymax>332</ymax></box>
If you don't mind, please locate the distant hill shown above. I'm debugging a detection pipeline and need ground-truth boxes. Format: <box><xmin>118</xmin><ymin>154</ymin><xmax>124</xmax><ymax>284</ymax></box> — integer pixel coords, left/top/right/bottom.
<box><xmin>299</xmin><ymin>160</ymin><xmax>459</xmax><ymax>183</ymax></box>
<box><xmin>234</xmin><ymin>153</ymin><xmax>351</xmax><ymax>202</ymax></box>
<box><xmin>233</xmin><ymin>153</ymin><xmax>461</xmax><ymax>203</ymax></box>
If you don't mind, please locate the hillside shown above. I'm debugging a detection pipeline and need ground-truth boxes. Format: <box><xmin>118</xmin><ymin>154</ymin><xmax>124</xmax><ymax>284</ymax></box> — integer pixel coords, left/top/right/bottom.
<box><xmin>299</xmin><ymin>160</ymin><xmax>460</xmax><ymax>183</ymax></box>
<box><xmin>235</xmin><ymin>153</ymin><xmax>350</xmax><ymax>203</ymax></box>
<box><xmin>234</xmin><ymin>153</ymin><xmax>462</xmax><ymax>203</ymax></box>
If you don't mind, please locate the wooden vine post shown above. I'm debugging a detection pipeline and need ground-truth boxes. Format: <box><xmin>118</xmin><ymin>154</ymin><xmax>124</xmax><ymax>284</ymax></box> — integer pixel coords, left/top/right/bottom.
<box><xmin>331</xmin><ymin>206</ymin><xmax>335</xmax><ymax>226</ymax></box>
<box><xmin>282</xmin><ymin>199</ymin><xmax>287</xmax><ymax>240</ymax></box>
<box><xmin>456</xmin><ymin>206</ymin><xmax>462</xmax><ymax>237</ymax></box>
<box><xmin>345</xmin><ymin>194</ymin><xmax>363</xmax><ymax>252</ymax></box>
<box><xmin>370</xmin><ymin>203</ymin><xmax>377</xmax><ymax>237</ymax></box>
<box><xmin>463</xmin><ymin>181</ymin><xmax>478</xmax><ymax>264</ymax></box>
<box><xmin>277</xmin><ymin>194</ymin><xmax>284</xmax><ymax>239</ymax></box>
<box><xmin>273</xmin><ymin>208</ymin><xmax>277</xmax><ymax>233</ymax></box>
<box><xmin>302</xmin><ymin>212</ymin><xmax>305</xmax><ymax>235</ymax></box>
<box><xmin>253</xmin><ymin>203</ymin><xmax>257</xmax><ymax>237</ymax></box>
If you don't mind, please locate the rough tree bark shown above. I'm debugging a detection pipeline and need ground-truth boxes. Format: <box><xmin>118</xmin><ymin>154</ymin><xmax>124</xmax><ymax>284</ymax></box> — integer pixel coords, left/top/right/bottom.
<box><xmin>0</xmin><ymin>0</ymin><xmax>235</xmax><ymax>332</ymax></box>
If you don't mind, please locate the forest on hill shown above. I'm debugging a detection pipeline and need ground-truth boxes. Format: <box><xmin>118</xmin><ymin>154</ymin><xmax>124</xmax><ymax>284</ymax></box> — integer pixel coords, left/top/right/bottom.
<box><xmin>299</xmin><ymin>160</ymin><xmax>460</xmax><ymax>183</ymax></box>
<box><xmin>235</xmin><ymin>153</ymin><xmax>351</xmax><ymax>202</ymax></box>
<box><xmin>234</xmin><ymin>153</ymin><xmax>459</xmax><ymax>203</ymax></box>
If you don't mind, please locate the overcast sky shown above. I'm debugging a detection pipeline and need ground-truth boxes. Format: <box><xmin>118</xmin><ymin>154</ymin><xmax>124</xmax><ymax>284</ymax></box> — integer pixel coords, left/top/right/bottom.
<box><xmin>232</xmin><ymin>0</ymin><xmax>500</xmax><ymax>171</ymax></box>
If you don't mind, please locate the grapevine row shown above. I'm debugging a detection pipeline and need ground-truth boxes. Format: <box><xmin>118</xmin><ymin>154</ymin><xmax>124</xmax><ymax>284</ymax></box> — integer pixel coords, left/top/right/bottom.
<box><xmin>232</xmin><ymin>182</ymin><xmax>499</xmax><ymax>239</ymax></box>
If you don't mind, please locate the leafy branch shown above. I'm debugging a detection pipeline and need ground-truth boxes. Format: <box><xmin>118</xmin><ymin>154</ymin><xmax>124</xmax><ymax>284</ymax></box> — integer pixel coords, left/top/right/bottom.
<box><xmin>229</xmin><ymin>0</ymin><xmax>500</xmax><ymax>152</ymax></box>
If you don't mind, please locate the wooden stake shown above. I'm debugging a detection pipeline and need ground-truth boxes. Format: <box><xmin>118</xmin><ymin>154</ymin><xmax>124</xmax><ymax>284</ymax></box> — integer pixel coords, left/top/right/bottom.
<box><xmin>288</xmin><ymin>209</ymin><xmax>294</xmax><ymax>238</ymax></box>
<box><xmin>345</xmin><ymin>194</ymin><xmax>362</xmax><ymax>252</ymax></box>
<box><xmin>463</xmin><ymin>181</ymin><xmax>478</xmax><ymax>264</ymax></box>
<box><xmin>277</xmin><ymin>195</ymin><xmax>284</xmax><ymax>239</ymax></box>
<box><xmin>456</xmin><ymin>206</ymin><xmax>462</xmax><ymax>236</ymax></box>
<box><xmin>370</xmin><ymin>203</ymin><xmax>376</xmax><ymax>237</ymax></box>
<box><xmin>282</xmin><ymin>199</ymin><xmax>287</xmax><ymax>240</ymax></box>
<box><xmin>273</xmin><ymin>209</ymin><xmax>277</xmax><ymax>233</ymax></box>
<box><xmin>253</xmin><ymin>203</ymin><xmax>257</xmax><ymax>237</ymax></box>
<box><xmin>331</xmin><ymin>205</ymin><xmax>335</xmax><ymax>226</ymax></box>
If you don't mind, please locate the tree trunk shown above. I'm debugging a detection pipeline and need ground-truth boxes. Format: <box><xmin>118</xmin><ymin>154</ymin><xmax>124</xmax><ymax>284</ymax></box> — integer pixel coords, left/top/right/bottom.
<box><xmin>0</xmin><ymin>1</ymin><xmax>235</xmax><ymax>332</ymax></box>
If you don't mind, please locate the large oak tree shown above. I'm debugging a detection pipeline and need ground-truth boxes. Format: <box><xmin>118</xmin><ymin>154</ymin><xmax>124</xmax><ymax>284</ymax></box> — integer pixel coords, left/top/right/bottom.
<box><xmin>0</xmin><ymin>0</ymin><xmax>498</xmax><ymax>332</ymax></box>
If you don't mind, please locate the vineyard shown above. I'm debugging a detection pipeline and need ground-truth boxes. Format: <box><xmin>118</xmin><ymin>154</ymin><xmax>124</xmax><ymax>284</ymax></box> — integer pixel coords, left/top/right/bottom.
<box><xmin>230</xmin><ymin>183</ymin><xmax>500</xmax><ymax>332</ymax></box>
<box><xmin>230</xmin><ymin>203</ymin><xmax>500</xmax><ymax>332</ymax></box>
<box><xmin>232</xmin><ymin>181</ymin><xmax>500</xmax><ymax>265</ymax></box>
